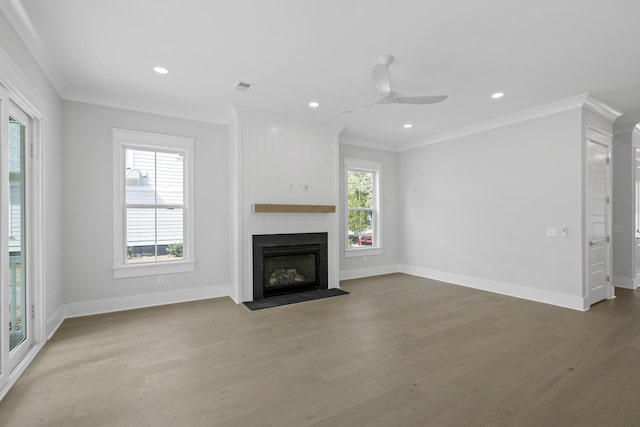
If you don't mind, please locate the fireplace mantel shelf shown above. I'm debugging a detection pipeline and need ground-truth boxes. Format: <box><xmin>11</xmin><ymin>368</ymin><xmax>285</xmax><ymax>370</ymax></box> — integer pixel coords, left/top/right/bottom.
<box><xmin>253</xmin><ymin>204</ymin><xmax>336</xmax><ymax>213</ymax></box>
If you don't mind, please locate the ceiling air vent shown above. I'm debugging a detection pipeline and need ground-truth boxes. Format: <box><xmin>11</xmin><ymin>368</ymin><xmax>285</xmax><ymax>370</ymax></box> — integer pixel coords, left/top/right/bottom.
<box><xmin>235</xmin><ymin>81</ymin><xmax>253</xmax><ymax>92</ymax></box>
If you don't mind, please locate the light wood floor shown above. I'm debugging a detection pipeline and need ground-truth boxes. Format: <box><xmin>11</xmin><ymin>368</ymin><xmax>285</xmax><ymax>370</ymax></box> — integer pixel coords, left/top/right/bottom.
<box><xmin>2</xmin><ymin>273</ymin><xmax>640</xmax><ymax>427</ymax></box>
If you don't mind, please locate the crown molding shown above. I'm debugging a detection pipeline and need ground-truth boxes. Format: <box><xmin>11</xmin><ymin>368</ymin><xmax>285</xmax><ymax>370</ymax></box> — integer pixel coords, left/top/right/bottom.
<box><xmin>0</xmin><ymin>44</ymin><xmax>48</xmax><ymax>113</ymax></box>
<box><xmin>398</xmin><ymin>94</ymin><xmax>593</xmax><ymax>152</ymax></box>
<box><xmin>0</xmin><ymin>0</ymin><xmax>66</xmax><ymax>97</ymax></box>
<box><xmin>339</xmin><ymin>135</ymin><xmax>399</xmax><ymax>152</ymax></box>
<box><xmin>0</xmin><ymin>0</ymin><xmax>38</xmax><ymax>45</ymax></box>
<box><xmin>584</xmin><ymin>96</ymin><xmax>623</xmax><ymax>122</ymax></box>
<box><xmin>398</xmin><ymin>94</ymin><xmax>622</xmax><ymax>152</ymax></box>
<box><xmin>65</xmin><ymin>96</ymin><xmax>231</xmax><ymax>126</ymax></box>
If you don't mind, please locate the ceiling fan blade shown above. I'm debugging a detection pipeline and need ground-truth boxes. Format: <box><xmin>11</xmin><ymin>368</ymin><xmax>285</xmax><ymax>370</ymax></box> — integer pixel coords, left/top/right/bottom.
<box><xmin>393</xmin><ymin>95</ymin><xmax>448</xmax><ymax>105</ymax></box>
<box><xmin>339</xmin><ymin>97</ymin><xmax>384</xmax><ymax>113</ymax></box>
<box><xmin>372</xmin><ymin>63</ymin><xmax>391</xmax><ymax>96</ymax></box>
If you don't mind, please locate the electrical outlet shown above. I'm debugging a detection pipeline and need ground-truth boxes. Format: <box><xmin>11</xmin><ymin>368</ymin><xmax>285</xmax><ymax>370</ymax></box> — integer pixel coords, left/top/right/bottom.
<box><xmin>303</xmin><ymin>184</ymin><xmax>309</xmax><ymax>191</ymax></box>
<box><xmin>486</xmin><ymin>265</ymin><xmax>493</xmax><ymax>274</ymax></box>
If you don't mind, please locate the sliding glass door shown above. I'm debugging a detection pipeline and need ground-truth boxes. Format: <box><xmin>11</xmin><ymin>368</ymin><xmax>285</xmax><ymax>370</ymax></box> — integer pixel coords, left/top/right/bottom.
<box><xmin>5</xmin><ymin>102</ymin><xmax>33</xmax><ymax>372</ymax></box>
<box><xmin>0</xmin><ymin>74</ymin><xmax>43</xmax><ymax>396</ymax></box>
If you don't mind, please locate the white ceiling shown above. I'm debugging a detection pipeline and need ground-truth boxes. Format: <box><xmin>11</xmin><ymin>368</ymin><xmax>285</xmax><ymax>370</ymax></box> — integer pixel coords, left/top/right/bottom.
<box><xmin>4</xmin><ymin>0</ymin><xmax>640</xmax><ymax>147</ymax></box>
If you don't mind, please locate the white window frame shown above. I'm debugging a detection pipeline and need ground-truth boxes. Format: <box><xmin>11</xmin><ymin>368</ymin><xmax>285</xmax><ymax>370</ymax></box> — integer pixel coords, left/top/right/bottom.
<box><xmin>344</xmin><ymin>158</ymin><xmax>383</xmax><ymax>257</ymax></box>
<box><xmin>112</xmin><ymin>129</ymin><xmax>195</xmax><ymax>278</ymax></box>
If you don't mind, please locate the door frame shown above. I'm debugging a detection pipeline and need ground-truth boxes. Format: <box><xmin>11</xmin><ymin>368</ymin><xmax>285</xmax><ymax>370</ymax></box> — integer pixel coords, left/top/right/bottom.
<box><xmin>0</xmin><ymin>77</ymin><xmax>45</xmax><ymax>399</ymax></box>
<box><xmin>583</xmin><ymin>126</ymin><xmax>614</xmax><ymax>308</ymax></box>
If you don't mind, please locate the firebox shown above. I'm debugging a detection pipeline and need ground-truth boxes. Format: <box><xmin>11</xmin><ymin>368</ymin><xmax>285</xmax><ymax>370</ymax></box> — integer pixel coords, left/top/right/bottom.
<box><xmin>252</xmin><ymin>233</ymin><xmax>328</xmax><ymax>300</ymax></box>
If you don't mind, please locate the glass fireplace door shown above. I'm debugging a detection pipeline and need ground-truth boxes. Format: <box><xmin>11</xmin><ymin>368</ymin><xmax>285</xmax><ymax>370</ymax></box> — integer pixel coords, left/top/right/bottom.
<box><xmin>264</xmin><ymin>252</ymin><xmax>317</xmax><ymax>289</ymax></box>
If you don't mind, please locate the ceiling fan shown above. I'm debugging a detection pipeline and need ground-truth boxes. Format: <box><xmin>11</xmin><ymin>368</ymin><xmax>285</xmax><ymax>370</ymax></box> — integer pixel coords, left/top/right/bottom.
<box><xmin>340</xmin><ymin>54</ymin><xmax>447</xmax><ymax>113</ymax></box>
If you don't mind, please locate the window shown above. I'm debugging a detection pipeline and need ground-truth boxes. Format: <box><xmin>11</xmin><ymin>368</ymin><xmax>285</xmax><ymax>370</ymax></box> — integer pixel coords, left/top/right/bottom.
<box><xmin>112</xmin><ymin>129</ymin><xmax>195</xmax><ymax>278</ymax></box>
<box><xmin>345</xmin><ymin>158</ymin><xmax>382</xmax><ymax>257</ymax></box>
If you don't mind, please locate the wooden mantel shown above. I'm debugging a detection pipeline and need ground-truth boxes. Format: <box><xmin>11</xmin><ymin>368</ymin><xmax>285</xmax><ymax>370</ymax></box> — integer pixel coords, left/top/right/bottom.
<box><xmin>253</xmin><ymin>204</ymin><xmax>336</xmax><ymax>213</ymax></box>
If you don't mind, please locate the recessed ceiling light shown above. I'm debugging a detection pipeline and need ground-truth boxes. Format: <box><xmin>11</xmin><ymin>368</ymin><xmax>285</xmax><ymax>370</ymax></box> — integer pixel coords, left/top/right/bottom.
<box><xmin>309</xmin><ymin>101</ymin><xmax>320</xmax><ymax>108</ymax></box>
<box><xmin>404</xmin><ymin>123</ymin><xmax>413</xmax><ymax>129</ymax></box>
<box><xmin>154</xmin><ymin>66</ymin><xmax>169</xmax><ymax>74</ymax></box>
<box><xmin>491</xmin><ymin>92</ymin><xmax>504</xmax><ymax>99</ymax></box>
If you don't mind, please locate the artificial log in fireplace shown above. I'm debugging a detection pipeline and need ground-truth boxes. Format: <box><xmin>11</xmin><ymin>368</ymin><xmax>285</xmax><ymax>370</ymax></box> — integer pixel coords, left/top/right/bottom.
<box><xmin>252</xmin><ymin>233</ymin><xmax>328</xmax><ymax>300</ymax></box>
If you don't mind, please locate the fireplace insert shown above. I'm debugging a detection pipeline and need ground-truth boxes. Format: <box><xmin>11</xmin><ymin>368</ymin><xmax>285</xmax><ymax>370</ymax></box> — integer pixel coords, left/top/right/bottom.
<box><xmin>252</xmin><ymin>233</ymin><xmax>328</xmax><ymax>299</ymax></box>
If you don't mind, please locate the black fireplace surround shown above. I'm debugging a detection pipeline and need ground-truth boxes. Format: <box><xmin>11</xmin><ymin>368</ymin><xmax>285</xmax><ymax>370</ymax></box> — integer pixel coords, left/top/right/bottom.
<box><xmin>252</xmin><ymin>232</ymin><xmax>328</xmax><ymax>300</ymax></box>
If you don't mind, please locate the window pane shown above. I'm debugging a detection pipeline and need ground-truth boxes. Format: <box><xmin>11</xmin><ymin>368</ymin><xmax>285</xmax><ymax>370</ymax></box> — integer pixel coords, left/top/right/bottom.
<box><xmin>126</xmin><ymin>149</ymin><xmax>184</xmax><ymax>206</ymax></box>
<box><xmin>156</xmin><ymin>152</ymin><xmax>183</xmax><ymax>205</ymax></box>
<box><xmin>126</xmin><ymin>207</ymin><xmax>157</xmax><ymax>263</ymax></box>
<box><xmin>126</xmin><ymin>149</ymin><xmax>156</xmax><ymax>205</ymax></box>
<box><xmin>8</xmin><ymin>116</ymin><xmax>27</xmax><ymax>351</ymax></box>
<box><xmin>124</xmin><ymin>148</ymin><xmax>185</xmax><ymax>264</ymax></box>
<box><xmin>126</xmin><ymin>207</ymin><xmax>184</xmax><ymax>263</ymax></box>
<box><xmin>347</xmin><ymin>210</ymin><xmax>373</xmax><ymax>247</ymax></box>
<box><xmin>157</xmin><ymin>208</ymin><xmax>183</xmax><ymax>261</ymax></box>
<box><xmin>347</xmin><ymin>170</ymin><xmax>374</xmax><ymax>208</ymax></box>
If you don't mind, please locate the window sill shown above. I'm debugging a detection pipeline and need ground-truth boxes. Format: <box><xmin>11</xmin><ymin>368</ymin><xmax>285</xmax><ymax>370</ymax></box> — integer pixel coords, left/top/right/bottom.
<box><xmin>113</xmin><ymin>260</ymin><xmax>196</xmax><ymax>279</ymax></box>
<box><xmin>345</xmin><ymin>247</ymin><xmax>384</xmax><ymax>258</ymax></box>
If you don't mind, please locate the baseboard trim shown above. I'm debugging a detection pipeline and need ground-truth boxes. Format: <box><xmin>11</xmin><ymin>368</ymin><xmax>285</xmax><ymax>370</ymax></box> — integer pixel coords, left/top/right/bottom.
<box><xmin>613</xmin><ymin>275</ymin><xmax>637</xmax><ymax>289</ymax></box>
<box><xmin>229</xmin><ymin>292</ymin><xmax>241</xmax><ymax>304</ymax></box>
<box><xmin>46</xmin><ymin>305</ymin><xmax>65</xmax><ymax>340</ymax></box>
<box><xmin>398</xmin><ymin>265</ymin><xmax>586</xmax><ymax>311</ymax></box>
<box><xmin>64</xmin><ymin>285</ymin><xmax>232</xmax><ymax>318</ymax></box>
<box><xmin>340</xmin><ymin>264</ymin><xmax>399</xmax><ymax>281</ymax></box>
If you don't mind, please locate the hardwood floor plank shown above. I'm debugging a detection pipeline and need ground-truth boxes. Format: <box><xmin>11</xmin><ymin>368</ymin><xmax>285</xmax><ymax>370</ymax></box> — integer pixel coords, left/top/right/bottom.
<box><xmin>308</xmin><ymin>382</ymin><xmax>425</xmax><ymax>427</ymax></box>
<box><xmin>2</xmin><ymin>273</ymin><xmax>640</xmax><ymax>426</ymax></box>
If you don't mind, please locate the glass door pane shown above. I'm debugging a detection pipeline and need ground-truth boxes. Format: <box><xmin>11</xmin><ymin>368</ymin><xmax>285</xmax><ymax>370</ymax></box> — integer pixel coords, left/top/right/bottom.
<box><xmin>8</xmin><ymin>115</ymin><xmax>26</xmax><ymax>352</ymax></box>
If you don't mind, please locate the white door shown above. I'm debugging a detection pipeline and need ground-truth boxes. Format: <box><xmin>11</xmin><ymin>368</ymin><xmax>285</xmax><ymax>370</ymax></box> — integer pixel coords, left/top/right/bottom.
<box><xmin>635</xmin><ymin>148</ymin><xmax>640</xmax><ymax>285</ymax></box>
<box><xmin>585</xmin><ymin>137</ymin><xmax>611</xmax><ymax>306</ymax></box>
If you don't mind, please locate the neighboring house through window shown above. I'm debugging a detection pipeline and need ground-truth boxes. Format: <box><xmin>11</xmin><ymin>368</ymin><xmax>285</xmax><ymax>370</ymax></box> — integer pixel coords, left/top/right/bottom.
<box><xmin>112</xmin><ymin>129</ymin><xmax>195</xmax><ymax>278</ymax></box>
<box><xmin>345</xmin><ymin>158</ymin><xmax>383</xmax><ymax>257</ymax></box>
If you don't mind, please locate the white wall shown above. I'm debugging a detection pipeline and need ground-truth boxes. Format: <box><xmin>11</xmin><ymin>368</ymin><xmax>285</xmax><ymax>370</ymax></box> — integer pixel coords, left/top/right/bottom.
<box><xmin>612</xmin><ymin>131</ymin><xmax>633</xmax><ymax>286</ymax></box>
<box><xmin>0</xmin><ymin>11</ymin><xmax>64</xmax><ymax>338</ymax></box>
<box><xmin>612</xmin><ymin>128</ymin><xmax>640</xmax><ymax>289</ymax></box>
<box><xmin>62</xmin><ymin>101</ymin><xmax>230</xmax><ymax>316</ymax></box>
<box><xmin>397</xmin><ymin>108</ymin><xmax>587</xmax><ymax>309</ymax></box>
<box><xmin>0</xmin><ymin>9</ymin><xmax>64</xmax><ymax>401</ymax></box>
<box><xmin>231</xmin><ymin>107</ymin><xmax>341</xmax><ymax>302</ymax></box>
<box><xmin>338</xmin><ymin>142</ymin><xmax>398</xmax><ymax>279</ymax></box>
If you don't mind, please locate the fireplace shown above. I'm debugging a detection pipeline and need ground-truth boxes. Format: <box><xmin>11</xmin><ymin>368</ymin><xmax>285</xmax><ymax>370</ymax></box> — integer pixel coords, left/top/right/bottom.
<box><xmin>252</xmin><ymin>233</ymin><xmax>328</xmax><ymax>300</ymax></box>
